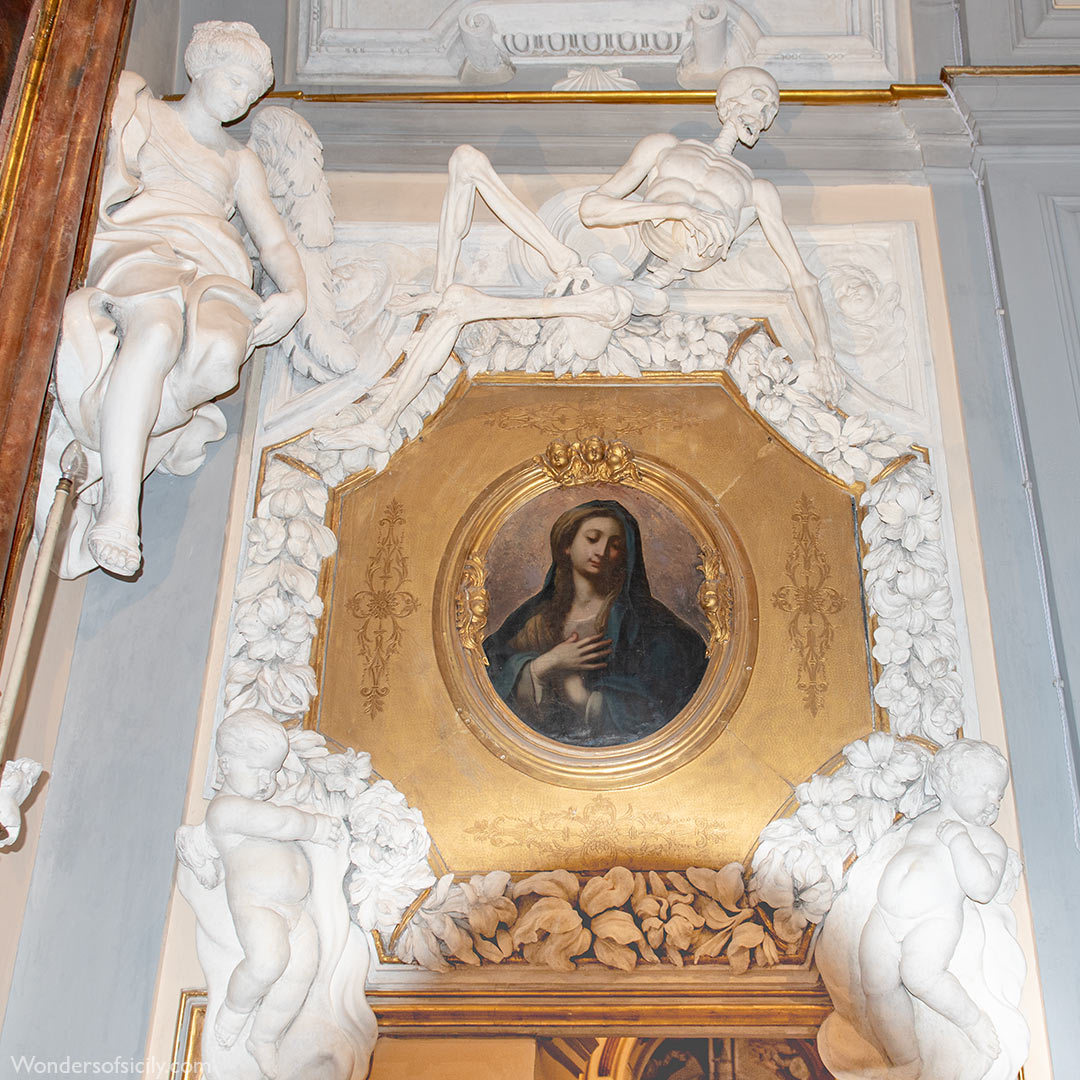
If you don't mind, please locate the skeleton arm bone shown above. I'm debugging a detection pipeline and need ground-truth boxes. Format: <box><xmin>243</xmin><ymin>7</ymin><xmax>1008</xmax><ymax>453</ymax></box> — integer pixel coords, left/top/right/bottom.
<box><xmin>580</xmin><ymin>134</ymin><xmax>733</xmax><ymax>258</ymax></box>
<box><xmin>752</xmin><ymin>177</ymin><xmax>843</xmax><ymax>400</ymax></box>
<box><xmin>579</xmin><ymin>133</ymin><xmax>693</xmax><ymax>228</ymax></box>
<box><xmin>370</xmin><ymin>283</ymin><xmax>632</xmax><ymax>433</ymax></box>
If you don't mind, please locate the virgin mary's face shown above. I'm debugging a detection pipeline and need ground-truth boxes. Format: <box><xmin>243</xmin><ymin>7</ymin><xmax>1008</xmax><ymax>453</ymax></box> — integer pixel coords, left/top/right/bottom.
<box><xmin>567</xmin><ymin>515</ymin><xmax>625</xmax><ymax>582</ymax></box>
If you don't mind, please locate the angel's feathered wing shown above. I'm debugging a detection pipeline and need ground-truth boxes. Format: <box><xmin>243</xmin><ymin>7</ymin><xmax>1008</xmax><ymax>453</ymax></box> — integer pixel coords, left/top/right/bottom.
<box><xmin>247</xmin><ymin>106</ymin><xmax>390</xmax><ymax>384</ymax></box>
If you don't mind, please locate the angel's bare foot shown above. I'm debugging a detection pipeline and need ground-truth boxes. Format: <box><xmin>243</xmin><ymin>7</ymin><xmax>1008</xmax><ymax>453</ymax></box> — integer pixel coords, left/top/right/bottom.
<box><xmin>87</xmin><ymin>517</ymin><xmax>142</xmax><ymax>577</ymax></box>
<box><xmin>247</xmin><ymin>1036</ymin><xmax>279</xmax><ymax>1078</ymax></box>
<box><xmin>214</xmin><ymin>1001</ymin><xmax>248</xmax><ymax>1048</ymax></box>
<box><xmin>965</xmin><ymin>1011</ymin><xmax>1001</xmax><ymax>1061</ymax></box>
<box><xmin>387</xmin><ymin>287</ymin><xmax>443</xmax><ymax>316</ymax></box>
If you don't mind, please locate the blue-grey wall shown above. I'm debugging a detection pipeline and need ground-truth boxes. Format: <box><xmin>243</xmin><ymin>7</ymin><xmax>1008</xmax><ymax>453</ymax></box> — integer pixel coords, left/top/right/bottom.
<box><xmin>925</xmin><ymin>76</ymin><xmax>1080</xmax><ymax>1077</ymax></box>
<box><xmin>0</xmin><ymin>392</ymin><xmax>242</xmax><ymax>1066</ymax></box>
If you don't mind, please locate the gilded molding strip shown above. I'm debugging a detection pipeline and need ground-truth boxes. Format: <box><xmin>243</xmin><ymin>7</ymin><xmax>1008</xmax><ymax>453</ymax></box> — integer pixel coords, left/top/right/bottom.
<box><xmin>870</xmin><ymin>451</ymin><xmax>918</xmax><ymax>487</ymax></box>
<box><xmin>251</xmin><ymin>85</ymin><xmax>949</xmax><ymax>105</ymax></box>
<box><xmin>165</xmin><ymin>85</ymin><xmax>948</xmax><ymax>106</ymax></box>
<box><xmin>0</xmin><ymin>0</ymin><xmax>63</xmax><ymax>255</ymax></box>
<box><xmin>772</xmin><ymin>495</ymin><xmax>847</xmax><ymax>717</ymax></box>
<box><xmin>345</xmin><ymin>498</ymin><xmax>419</xmax><ymax>718</ymax></box>
<box><xmin>942</xmin><ymin>65</ymin><xmax>1080</xmax><ymax>81</ymax></box>
<box><xmin>366</xmin><ymin>994</ymin><xmax>833</xmax><ymax>1032</ymax></box>
<box><xmin>171</xmin><ymin>990</ymin><xmax>206</xmax><ymax>1080</ymax></box>
<box><xmin>273</xmin><ymin>451</ymin><xmax>322</xmax><ymax>481</ymax></box>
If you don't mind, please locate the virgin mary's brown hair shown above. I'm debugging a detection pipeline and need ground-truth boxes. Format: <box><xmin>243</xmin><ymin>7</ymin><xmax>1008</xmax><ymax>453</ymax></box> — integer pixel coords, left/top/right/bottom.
<box><xmin>511</xmin><ymin>506</ymin><xmax>627</xmax><ymax>654</ymax></box>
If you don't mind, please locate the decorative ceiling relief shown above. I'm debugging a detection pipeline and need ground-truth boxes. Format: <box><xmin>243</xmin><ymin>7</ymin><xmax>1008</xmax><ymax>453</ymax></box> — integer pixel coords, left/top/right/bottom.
<box><xmin>170</xmin><ymin>62</ymin><xmax>1025</xmax><ymax>1080</ymax></box>
<box><xmin>294</xmin><ymin>0</ymin><xmax>904</xmax><ymax>87</ymax></box>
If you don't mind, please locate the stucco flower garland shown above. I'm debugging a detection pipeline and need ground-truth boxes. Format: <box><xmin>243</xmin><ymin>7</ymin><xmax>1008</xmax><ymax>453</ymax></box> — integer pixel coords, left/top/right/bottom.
<box><xmin>223</xmin><ymin>311</ymin><xmax>966</xmax><ymax>969</ymax></box>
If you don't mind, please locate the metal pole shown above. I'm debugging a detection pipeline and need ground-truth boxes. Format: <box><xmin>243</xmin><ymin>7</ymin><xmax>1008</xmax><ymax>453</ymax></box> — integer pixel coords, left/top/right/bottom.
<box><xmin>0</xmin><ymin>442</ymin><xmax>85</xmax><ymax>826</ymax></box>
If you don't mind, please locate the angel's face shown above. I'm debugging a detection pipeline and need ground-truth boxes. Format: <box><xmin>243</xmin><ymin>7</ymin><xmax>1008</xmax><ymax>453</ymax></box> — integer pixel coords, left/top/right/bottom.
<box><xmin>194</xmin><ymin>63</ymin><xmax>265</xmax><ymax>123</ymax></box>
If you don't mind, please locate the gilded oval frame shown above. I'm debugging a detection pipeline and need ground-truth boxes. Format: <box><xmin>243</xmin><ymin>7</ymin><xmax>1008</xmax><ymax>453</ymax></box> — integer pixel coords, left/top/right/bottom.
<box><xmin>433</xmin><ymin>438</ymin><xmax>759</xmax><ymax>789</ymax></box>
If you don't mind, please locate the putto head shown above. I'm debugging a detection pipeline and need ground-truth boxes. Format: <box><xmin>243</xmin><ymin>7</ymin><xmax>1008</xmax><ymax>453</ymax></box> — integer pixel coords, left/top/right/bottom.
<box><xmin>930</xmin><ymin>738</ymin><xmax>1009</xmax><ymax>826</ymax></box>
<box><xmin>185</xmin><ymin>20</ymin><xmax>274</xmax><ymax>97</ymax></box>
<box><xmin>214</xmin><ymin>709</ymin><xmax>290</xmax><ymax>792</ymax></box>
<box><xmin>715</xmin><ymin>66</ymin><xmax>780</xmax><ymax>147</ymax></box>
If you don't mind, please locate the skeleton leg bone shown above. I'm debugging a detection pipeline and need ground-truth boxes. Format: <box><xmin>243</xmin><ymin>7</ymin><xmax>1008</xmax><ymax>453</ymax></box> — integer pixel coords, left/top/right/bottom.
<box><xmin>391</xmin><ymin>146</ymin><xmax>587</xmax><ymax>317</ymax></box>
<box><xmin>371</xmin><ymin>283</ymin><xmax>633</xmax><ymax>435</ymax></box>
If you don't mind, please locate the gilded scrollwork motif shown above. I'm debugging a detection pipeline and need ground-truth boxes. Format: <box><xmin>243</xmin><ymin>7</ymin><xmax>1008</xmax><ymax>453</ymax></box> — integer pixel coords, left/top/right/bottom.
<box><xmin>535</xmin><ymin>435</ymin><xmax>641</xmax><ymax>487</ymax></box>
<box><xmin>487</xmin><ymin>394</ymin><xmax>706</xmax><ymax>439</ymax></box>
<box><xmin>772</xmin><ymin>495</ymin><xmax>846</xmax><ymax>716</ymax></box>
<box><xmin>345</xmin><ymin>499</ymin><xmax>419</xmax><ymax>717</ymax></box>
<box><xmin>455</xmin><ymin>552</ymin><xmax>490</xmax><ymax>664</ymax></box>
<box><xmin>464</xmin><ymin>794</ymin><xmax>726</xmax><ymax>866</ymax></box>
<box><xmin>697</xmin><ymin>547</ymin><xmax>735</xmax><ymax>660</ymax></box>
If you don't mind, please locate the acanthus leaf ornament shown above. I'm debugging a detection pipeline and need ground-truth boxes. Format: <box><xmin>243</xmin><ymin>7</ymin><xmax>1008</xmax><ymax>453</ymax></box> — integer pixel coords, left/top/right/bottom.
<box><xmin>455</xmin><ymin>551</ymin><xmax>491</xmax><ymax>663</ymax></box>
<box><xmin>697</xmin><ymin>547</ymin><xmax>735</xmax><ymax>660</ymax></box>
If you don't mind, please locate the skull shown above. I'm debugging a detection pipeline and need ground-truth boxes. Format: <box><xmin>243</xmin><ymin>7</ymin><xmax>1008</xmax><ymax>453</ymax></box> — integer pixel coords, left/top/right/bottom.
<box><xmin>715</xmin><ymin>67</ymin><xmax>780</xmax><ymax>147</ymax></box>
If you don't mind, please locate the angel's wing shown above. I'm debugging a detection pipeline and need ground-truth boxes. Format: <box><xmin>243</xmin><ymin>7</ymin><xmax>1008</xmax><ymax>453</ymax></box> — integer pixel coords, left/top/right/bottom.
<box><xmin>248</xmin><ymin>106</ymin><xmax>381</xmax><ymax>383</ymax></box>
<box><xmin>175</xmin><ymin>822</ymin><xmax>223</xmax><ymax>890</ymax></box>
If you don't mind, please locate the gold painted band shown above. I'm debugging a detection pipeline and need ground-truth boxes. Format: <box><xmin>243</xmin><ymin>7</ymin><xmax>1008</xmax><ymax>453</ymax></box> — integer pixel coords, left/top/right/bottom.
<box><xmin>164</xmin><ymin>84</ymin><xmax>948</xmax><ymax>105</ymax></box>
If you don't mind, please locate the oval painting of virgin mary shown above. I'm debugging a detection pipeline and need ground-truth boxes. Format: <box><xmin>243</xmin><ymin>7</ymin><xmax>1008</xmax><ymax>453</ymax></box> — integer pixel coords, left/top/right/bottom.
<box><xmin>483</xmin><ymin>498</ymin><xmax>709</xmax><ymax>747</ymax></box>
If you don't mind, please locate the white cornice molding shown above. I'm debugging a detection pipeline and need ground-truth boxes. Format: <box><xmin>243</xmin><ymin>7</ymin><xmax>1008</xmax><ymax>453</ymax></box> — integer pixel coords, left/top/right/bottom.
<box><xmin>290</xmin><ymin>0</ymin><xmax>903</xmax><ymax>88</ymax></box>
<box><xmin>262</xmin><ymin>100</ymin><xmax>935</xmax><ymax>176</ymax></box>
<box><xmin>964</xmin><ymin>0</ymin><xmax>1080</xmax><ymax>64</ymax></box>
<box><xmin>950</xmin><ymin>74</ymin><xmax>1080</xmax><ymax>157</ymax></box>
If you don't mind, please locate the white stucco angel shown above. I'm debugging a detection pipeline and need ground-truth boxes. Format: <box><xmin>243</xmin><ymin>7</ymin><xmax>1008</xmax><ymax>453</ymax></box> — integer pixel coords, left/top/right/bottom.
<box><xmin>816</xmin><ymin>738</ymin><xmax>1029</xmax><ymax>1080</ymax></box>
<box><xmin>40</xmin><ymin>22</ymin><xmax>308</xmax><ymax>579</ymax></box>
<box><xmin>349</xmin><ymin>65</ymin><xmax>842</xmax><ymax>453</ymax></box>
<box><xmin>176</xmin><ymin>711</ymin><xmax>376</xmax><ymax>1080</ymax></box>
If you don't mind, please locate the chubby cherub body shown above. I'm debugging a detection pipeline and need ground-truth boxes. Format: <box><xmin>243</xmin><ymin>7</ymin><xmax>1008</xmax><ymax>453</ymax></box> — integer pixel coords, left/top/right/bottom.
<box><xmin>859</xmin><ymin>739</ymin><xmax>1010</xmax><ymax>1079</ymax></box>
<box><xmin>206</xmin><ymin>712</ymin><xmax>341</xmax><ymax>1078</ymax></box>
